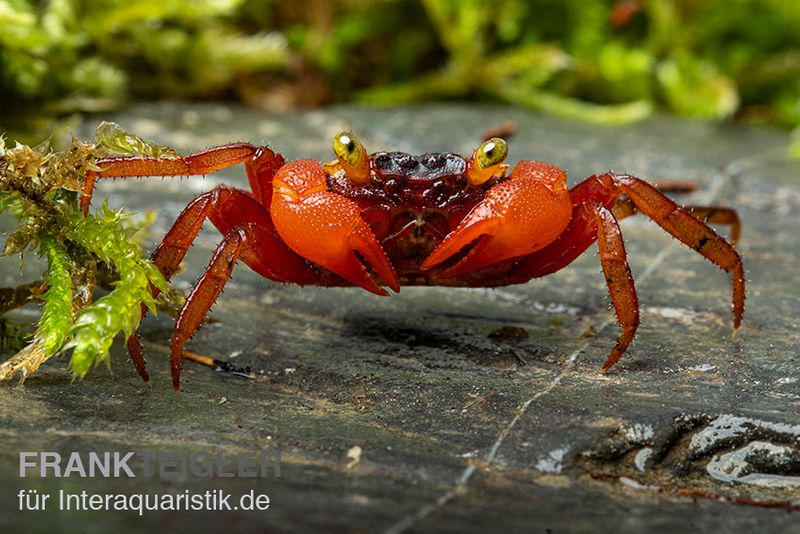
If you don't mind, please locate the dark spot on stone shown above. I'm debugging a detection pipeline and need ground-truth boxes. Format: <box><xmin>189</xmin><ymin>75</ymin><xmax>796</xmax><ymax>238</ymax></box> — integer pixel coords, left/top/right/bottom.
<box><xmin>488</xmin><ymin>326</ymin><xmax>529</xmax><ymax>340</ymax></box>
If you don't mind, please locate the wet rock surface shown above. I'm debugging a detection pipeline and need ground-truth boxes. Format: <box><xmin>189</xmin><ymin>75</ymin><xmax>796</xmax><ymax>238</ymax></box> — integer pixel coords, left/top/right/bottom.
<box><xmin>2</xmin><ymin>103</ymin><xmax>799</xmax><ymax>532</ymax></box>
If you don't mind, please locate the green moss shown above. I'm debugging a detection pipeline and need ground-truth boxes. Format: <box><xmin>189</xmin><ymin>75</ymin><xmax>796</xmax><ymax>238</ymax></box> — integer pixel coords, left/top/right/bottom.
<box><xmin>64</xmin><ymin>205</ymin><xmax>167</xmax><ymax>376</ymax></box>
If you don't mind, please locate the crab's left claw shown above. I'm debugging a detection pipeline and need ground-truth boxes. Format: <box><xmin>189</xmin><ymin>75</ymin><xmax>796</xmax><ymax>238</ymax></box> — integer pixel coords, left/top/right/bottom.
<box><xmin>270</xmin><ymin>160</ymin><xmax>399</xmax><ymax>295</ymax></box>
<box><xmin>421</xmin><ymin>161</ymin><xmax>572</xmax><ymax>277</ymax></box>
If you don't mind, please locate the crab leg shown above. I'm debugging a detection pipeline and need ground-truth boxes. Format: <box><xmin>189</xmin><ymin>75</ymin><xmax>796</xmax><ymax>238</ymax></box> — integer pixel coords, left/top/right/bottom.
<box><xmin>612</xmin><ymin>199</ymin><xmax>741</xmax><ymax>245</ymax></box>
<box><xmin>80</xmin><ymin>143</ymin><xmax>273</xmax><ymax>214</ymax></box>
<box><xmin>170</xmin><ymin>229</ymin><xmax>245</xmax><ymax>390</ymax></box>
<box><xmin>421</xmin><ymin>161</ymin><xmax>572</xmax><ymax>277</ymax></box>
<box><xmin>611</xmin><ymin>174</ymin><xmax>745</xmax><ymax>330</ymax></box>
<box><xmin>508</xmin><ymin>199</ymin><xmax>640</xmax><ymax>371</ymax></box>
<box><xmin>593</xmin><ymin>204</ymin><xmax>639</xmax><ymax>371</ymax></box>
<box><xmin>126</xmin><ymin>186</ymin><xmax>316</xmax><ymax>385</ymax></box>
<box><xmin>270</xmin><ymin>160</ymin><xmax>399</xmax><ymax>296</ymax></box>
<box><xmin>244</xmin><ymin>148</ymin><xmax>285</xmax><ymax>205</ymax></box>
<box><xmin>684</xmin><ymin>207</ymin><xmax>741</xmax><ymax>245</ymax></box>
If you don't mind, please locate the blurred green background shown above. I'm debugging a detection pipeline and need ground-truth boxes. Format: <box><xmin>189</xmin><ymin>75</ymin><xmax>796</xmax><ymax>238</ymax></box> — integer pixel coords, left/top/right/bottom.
<box><xmin>2</xmin><ymin>0</ymin><xmax>799</xmax><ymax>154</ymax></box>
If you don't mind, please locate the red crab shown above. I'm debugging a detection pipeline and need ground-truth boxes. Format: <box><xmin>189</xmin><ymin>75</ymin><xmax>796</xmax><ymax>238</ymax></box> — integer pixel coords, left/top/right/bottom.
<box><xmin>80</xmin><ymin>132</ymin><xmax>745</xmax><ymax>390</ymax></box>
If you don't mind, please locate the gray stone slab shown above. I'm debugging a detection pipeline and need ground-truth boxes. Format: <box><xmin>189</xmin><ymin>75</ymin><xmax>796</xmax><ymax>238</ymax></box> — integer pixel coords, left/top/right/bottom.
<box><xmin>1</xmin><ymin>103</ymin><xmax>799</xmax><ymax>532</ymax></box>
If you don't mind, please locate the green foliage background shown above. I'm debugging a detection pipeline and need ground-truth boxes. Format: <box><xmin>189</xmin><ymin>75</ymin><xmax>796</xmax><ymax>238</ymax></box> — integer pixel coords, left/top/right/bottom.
<box><xmin>1</xmin><ymin>0</ymin><xmax>798</xmax><ymax>380</ymax></box>
<box><xmin>1</xmin><ymin>0</ymin><xmax>799</xmax><ymax>154</ymax></box>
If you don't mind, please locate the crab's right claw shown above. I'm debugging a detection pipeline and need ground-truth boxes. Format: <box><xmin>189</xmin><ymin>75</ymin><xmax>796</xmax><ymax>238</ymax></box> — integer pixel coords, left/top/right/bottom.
<box><xmin>270</xmin><ymin>160</ymin><xmax>399</xmax><ymax>295</ymax></box>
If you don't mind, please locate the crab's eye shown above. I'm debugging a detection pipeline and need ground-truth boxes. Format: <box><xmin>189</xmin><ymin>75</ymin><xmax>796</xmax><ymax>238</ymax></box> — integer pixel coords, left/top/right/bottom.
<box><xmin>332</xmin><ymin>132</ymin><xmax>370</xmax><ymax>184</ymax></box>
<box><xmin>333</xmin><ymin>132</ymin><xmax>362</xmax><ymax>166</ymax></box>
<box><xmin>467</xmin><ymin>137</ymin><xmax>509</xmax><ymax>185</ymax></box>
<box><xmin>476</xmin><ymin>138</ymin><xmax>508</xmax><ymax>168</ymax></box>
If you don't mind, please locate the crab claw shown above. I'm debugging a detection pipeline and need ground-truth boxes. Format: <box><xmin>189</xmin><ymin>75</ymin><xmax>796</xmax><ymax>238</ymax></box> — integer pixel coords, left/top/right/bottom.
<box><xmin>421</xmin><ymin>161</ymin><xmax>572</xmax><ymax>277</ymax></box>
<box><xmin>270</xmin><ymin>160</ymin><xmax>399</xmax><ymax>295</ymax></box>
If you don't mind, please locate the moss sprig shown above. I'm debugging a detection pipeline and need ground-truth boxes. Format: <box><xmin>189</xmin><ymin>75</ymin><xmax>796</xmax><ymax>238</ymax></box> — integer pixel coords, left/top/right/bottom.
<box><xmin>64</xmin><ymin>205</ymin><xmax>167</xmax><ymax>376</ymax></box>
<box><xmin>0</xmin><ymin>236</ymin><xmax>72</xmax><ymax>380</ymax></box>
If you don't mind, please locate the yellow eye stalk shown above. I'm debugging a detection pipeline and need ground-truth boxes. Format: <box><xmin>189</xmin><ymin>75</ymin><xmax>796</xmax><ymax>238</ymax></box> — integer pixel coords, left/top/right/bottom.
<box><xmin>328</xmin><ymin>131</ymin><xmax>371</xmax><ymax>184</ymax></box>
<box><xmin>466</xmin><ymin>137</ymin><xmax>509</xmax><ymax>186</ymax></box>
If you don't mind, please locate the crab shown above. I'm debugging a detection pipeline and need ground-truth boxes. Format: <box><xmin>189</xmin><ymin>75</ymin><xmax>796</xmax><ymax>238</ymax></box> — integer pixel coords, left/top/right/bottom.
<box><xmin>80</xmin><ymin>132</ymin><xmax>745</xmax><ymax>390</ymax></box>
